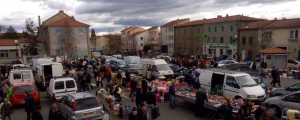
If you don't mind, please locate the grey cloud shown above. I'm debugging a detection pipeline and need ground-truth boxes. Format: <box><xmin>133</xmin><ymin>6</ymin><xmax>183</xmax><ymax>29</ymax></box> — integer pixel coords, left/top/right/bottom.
<box><xmin>114</xmin><ymin>18</ymin><xmax>163</xmax><ymax>26</ymax></box>
<box><xmin>213</xmin><ymin>0</ymin><xmax>295</xmax><ymax>4</ymax></box>
<box><xmin>45</xmin><ymin>1</ymin><xmax>69</xmax><ymax>9</ymax></box>
<box><xmin>93</xmin><ymin>26</ymin><xmax>123</xmax><ymax>33</ymax></box>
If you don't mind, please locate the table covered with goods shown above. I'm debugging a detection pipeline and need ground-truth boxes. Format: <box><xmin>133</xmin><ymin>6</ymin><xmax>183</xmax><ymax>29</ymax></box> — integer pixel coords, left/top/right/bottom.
<box><xmin>175</xmin><ymin>87</ymin><xmax>256</xmax><ymax>118</ymax></box>
<box><xmin>260</xmin><ymin>68</ymin><xmax>299</xmax><ymax>79</ymax></box>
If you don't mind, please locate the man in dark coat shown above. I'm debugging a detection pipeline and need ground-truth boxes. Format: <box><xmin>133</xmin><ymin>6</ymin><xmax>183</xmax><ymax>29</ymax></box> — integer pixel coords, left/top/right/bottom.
<box><xmin>138</xmin><ymin>104</ymin><xmax>147</xmax><ymax>120</ymax></box>
<box><xmin>129</xmin><ymin>77</ymin><xmax>137</xmax><ymax>98</ymax></box>
<box><xmin>49</xmin><ymin>102</ymin><xmax>63</xmax><ymax>120</ymax></box>
<box><xmin>168</xmin><ymin>81</ymin><xmax>175</xmax><ymax>109</ymax></box>
<box><xmin>213</xmin><ymin>100</ymin><xmax>232</xmax><ymax>120</ymax></box>
<box><xmin>141</xmin><ymin>79</ymin><xmax>148</xmax><ymax>97</ymax></box>
<box><xmin>32</xmin><ymin>106</ymin><xmax>43</xmax><ymax>120</ymax></box>
<box><xmin>271</xmin><ymin>66</ymin><xmax>278</xmax><ymax>87</ymax></box>
<box><xmin>195</xmin><ymin>90</ymin><xmax>208</xmax><ymax>117</ymax></box>
<box><xmin>25</xmin><ymin>91</ymin><xmax>35</xmax><ymax>120</ymax></box>
<box><xmin>260</xmin><ymin>60</ymin><xmax>267</xmax><ymax>69</ymax></box>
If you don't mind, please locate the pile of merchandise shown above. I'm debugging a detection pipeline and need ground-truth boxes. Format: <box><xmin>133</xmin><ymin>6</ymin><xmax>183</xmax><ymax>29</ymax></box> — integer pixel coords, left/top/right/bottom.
<box><xmin>98</xmin><ymin>89</ymin><xmax>120</xmax><ymax>113</ymax></box>
<box><xmin>175</xmin><ymin>88</ymin><xmax>198</xmax><ymax>101</ymax></box>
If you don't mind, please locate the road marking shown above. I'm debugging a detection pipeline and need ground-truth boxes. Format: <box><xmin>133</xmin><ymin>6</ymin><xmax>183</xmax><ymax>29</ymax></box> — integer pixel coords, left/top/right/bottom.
<box><xmin>123</xmin><ymin>95</ymin><xmax>130</xmax><ymax>100</ymax></box>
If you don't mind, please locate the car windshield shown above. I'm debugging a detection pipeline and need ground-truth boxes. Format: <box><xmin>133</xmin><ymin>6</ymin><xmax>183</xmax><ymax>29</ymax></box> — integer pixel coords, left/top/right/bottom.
<box><xmin>76</xmin><ymin>98</ymin><xmax>99</xmax><ymax>111</ymax></box>
<box><xmin>14</xmin><ymin>85</ymin><xmax>36</xmax><ymax>93</ymax></box>
<box><xmin>156</xmin><ymin>64</ymin><xmax>171</xmax><ymax>71</ymax></box>
<box><xmin>118</xmin><ymin>61</ymin><xmax>126</xmax><ymax>65</ymax></box>
<box><xmin>170</xmin><ymin>65</ymin><xmax>181</xmax><ymax>72</ymax></box>
<box><xmin>218</xmin><ymin>61</ymin><xmax>227</xmax><ymax>64</ymax></box>
<box><xmin>236</xmin><ymin>75</ymin><xmax>258</xmax><ymax>87</ymax></box>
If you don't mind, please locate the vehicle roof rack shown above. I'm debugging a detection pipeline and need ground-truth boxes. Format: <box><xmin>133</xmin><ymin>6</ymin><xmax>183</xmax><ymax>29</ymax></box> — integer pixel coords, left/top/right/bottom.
<box><xmin>202</xmin><ymin>68</ymin><xmax>245</xmax><ymax>74</ymax></box>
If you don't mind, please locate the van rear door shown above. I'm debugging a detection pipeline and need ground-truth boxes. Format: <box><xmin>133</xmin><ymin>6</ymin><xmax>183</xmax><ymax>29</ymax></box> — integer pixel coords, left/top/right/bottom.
<box><xmin>53</xmin><ymin>81</ymin><xmax>65</xmax><ymax>100</ymax></box>
<box><xmin>22</xmin><ymin>71</ymin><xmax>33</xmax><ymax>83</ymax></box>
<box><xmin>10</xmin><ymin>72</ymin><xmax>22</xmax><ymax>84</ymax></box>
<box><xmin>52</xmin><ymin>64</ymin><xmax>63</xmax><ymax>77</ymax></box>
<box><xmin>199</xmin><ymin>71</ymin><xmax>213</xmax><ymax>93</ymax></box>
<box><xmin>65</xmin><ymin>79</ymin><xmax>77</xmax><ymax>95</ymax></box>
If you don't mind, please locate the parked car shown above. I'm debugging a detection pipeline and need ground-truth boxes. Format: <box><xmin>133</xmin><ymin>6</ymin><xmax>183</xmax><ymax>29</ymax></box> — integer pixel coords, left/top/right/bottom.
<box><xmin>270</xmin><ymin>83</ymin><xmax>300</xmax><ymax>97</ymax></box>
<box><xmin>219</xmin><ymin>54</ymin><xmax>229</xmax><ymax>60</ymax></box>
<box><xmin>121</xmin><ymin>64</ymin><xmax>139</xmax><ymax>74</ymax></box>
<box><xmin>47</xmin><ymin>76</ymin><xmax>77</xmax><ymax>101</ymax></box>
<box><xmin>251</xmin><ymin>75</ymin><xmax>268</xmax><ymax>93</ymax></box>
<box><xmin>288</xmin><ymin>59</ymin><xmax>300</xmax><ymax>68</ymax></box>
<box><xmin>218</xmin><ymin>60</ymin><xmax>238</xmax><ymax>68</ymax></box>
<box><xmin>58</xmin><ymin>92</ymin><xmax>105</xmax><ymax>120</ymax></box>
<box><xmin>10</xmin><ymin>64</ymin><xmax>26</xmax><ymax>69</ymax></box>
<box><xmin>9</xmin><ymin>68</ymin><xmax>35</xmax><ymax>84</ymax></box>
<box><xmin>168</xmin><ymin>64</ymin><xmax>182</xmax><ymax>78</ymax></box>
<box><xmin>110</xmin><ymin>59</ymin><xmax>126</xmax><ymax>71</ymax></box>
<box><xmin>9</xmin><ymin>82</ymin><xmax>40</xmax><ymax>106</ymax></box>
<box><xmin>265</xmin><ymin>91</ymin><xmax>300</xmax><ymax>117</ymax></box>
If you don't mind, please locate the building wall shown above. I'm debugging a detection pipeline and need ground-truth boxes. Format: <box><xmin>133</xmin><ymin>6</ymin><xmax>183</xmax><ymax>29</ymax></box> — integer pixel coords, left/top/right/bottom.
<box><xmin>239</xmin><ymin>29</ymin><xmax>259</xmax><ymax>61</ymax></box>
<box><xmin>174</xmin><ymin>25</ymin><xmax>204</xmax><ymax>56</ymax></box>
<box><xmin>122</xmin><ymin>27</ymin><xmax>145</xmax><ymax>50</ymax></box>
<box><xmin>48</xmin><ymin>26</ymin><xmax>89</xmax><ymax>58</ymax></box>
<box><xmin>42</xmin><ymin>11</ymin><xmax>69</xmax><ymax>27</ymax></box>
<box><xmin>135</xmin><ymin>32</ymin><xmax>147</xmax><ymax>50</ymax></box>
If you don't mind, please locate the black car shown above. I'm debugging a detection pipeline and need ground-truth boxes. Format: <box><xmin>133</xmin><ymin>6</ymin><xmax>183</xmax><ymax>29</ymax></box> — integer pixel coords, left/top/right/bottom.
<box><xmin>168</xmin><ymin>64</ymin><xmax>183</xmax><ymax>78</ymax></box>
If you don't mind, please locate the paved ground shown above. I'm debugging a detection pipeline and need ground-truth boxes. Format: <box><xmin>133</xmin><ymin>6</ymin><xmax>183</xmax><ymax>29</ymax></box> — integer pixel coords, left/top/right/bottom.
<box><xmin>11</xmin><ymin>69</ymin><xmax>300</xmax><ymax>120</ymax></box>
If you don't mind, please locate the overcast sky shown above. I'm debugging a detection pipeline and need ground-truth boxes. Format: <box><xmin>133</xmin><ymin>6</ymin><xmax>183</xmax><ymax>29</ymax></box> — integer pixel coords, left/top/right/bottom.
<box><xmin>0</xmin><ymin>0</ymin><xmax>299</xmax><ymax>35</ymax></box>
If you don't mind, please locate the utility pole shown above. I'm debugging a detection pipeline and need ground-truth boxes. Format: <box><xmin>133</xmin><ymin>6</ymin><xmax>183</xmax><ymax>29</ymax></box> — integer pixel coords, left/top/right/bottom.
<box><xmin>38</xmin><ymin>16</ymin><xmax>45</xmax><ymax>58</ymax></box>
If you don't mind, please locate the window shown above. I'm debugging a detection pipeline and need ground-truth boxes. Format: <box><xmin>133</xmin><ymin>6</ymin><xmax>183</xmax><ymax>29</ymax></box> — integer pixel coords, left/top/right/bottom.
<box><xmin>230</xmin><ymin>25</ymin><xmax>233</xmax><ymax>31</ymax></box>
<box><xmin>230</xmin><ymin>37</ymin><xmax>234</xmax><ymax>44</ymax></box>
<box><xmin>79</xmin><ymin>29</ymin><xmax>84</xmax><ymax>36</ymax></box>
<box><xmin>14</xmin><ymin>86</ymin><xmax>36</xmax><ymax>93</ymax></box>
<box><xmin>140</xmin><ymin>43</ymin><xmax>143</xmax><ymax>46</ymax></box>
<box><xmin>213</xmin><ymin>37</ymin><xmax>216</xmax><ymax>43</ymax></box>
<box><xmin>179</xmin><ymin>30</ymin><xmax>181</xmax><ymax>34</ymax></box>
<box><xmin>22</xmin><ymin>72</ymin><xmax>30</xmax><ymax>79</ymax></box>
<box><xmin>76</xmin><ymin>98</ymin><xmax>99</xmax><ymax>111</ymax></box>
<box><xmin>0</xmin><ymin>50</ymin><xmax>9</xmax><ymax>58</ymax></box>
<box><xmin>290</xmin><ymin>30</ymin><xmax>298</xmax><ymax>39</ymax></box>
<box><xmin>140</xmin><ymin>37</ymin><xmax>143</xmax><ymax>40</ymax></box>
<box><xmin>248</xmin><ymin>50</ymin><xmax>253</xmax><ymax>60</ymax></box>
<box><xmin>220</xmin><ymin>37</ymin><xmax>224</xmax><ymax>43</ymax></box>
<box><xmin>56</xmin><ymin>29</ymin><xmax>61</xmax><ymax>36</ymax></box>
<box><xmin>66</xmin><ymin>80</ymin><xmax>75</xmax><ymax>88</ymax></box>
<box><xmin>13</xmin><ymin>73</ymin><xmax>21</xmax><ymax>79</ymax></box>
<box><xmin>236</xmin><ymin>75</ymin><xmax>257</xmax><ymax>87</ymax></box>
<box><xmin>264</xmin><ymin>31</ymin><xmax>272</xmax><ymax>39</ymax></box>
<box><xmin>55</xmin><ymin>81</ymin><xmax>65</xmax><ymax>90</ymax></box>
<box><xmin>284</xmin><ymin>93</ymin><xmax>300</xmax><ymax>103</ymax></box>
<box><xmin>214</xmin><ymin>27</ymin><xmax>217</xmax><ymax>32</ymax></box>
<box><xmin>249</xmin><ymin>37</ymin><xmax>253</xmax><ymax>45</ymax></box>
<box><xmin>184</xmin><ymin>29</ymin><xmax>187</xmax><ymax>34</ymax></box>
<box><xmin>288</xmin><ymin>83</ymin><xmax>300</xmax><ymax>91</ymax></box>
<box><xmin>208</xmin><ymin>27</ymin><xmax>211</xmax><ymax>32</ymax></box>
<box><xmin>242</xmin><ymin>37</ymin><xmax>246</xmax><ymax>45</ymax></box>
<box><xmin>226</xmin><ymin>76</ymin><xmax>239</xmax><ymax>88</ymax></box>
<box><xmin>222</xmin><ymin>26</ymin><xmax>224</xmax><ymax>32</ymax></box>
<box><xmin>207</xmin><ymin>37</ymin><xmax>210</xmax><ymax>43</ymax></box>
<box><xmin>197</xmin><ymin>28</ymin><xmax>200</xmax><ymax>33</ymax></box>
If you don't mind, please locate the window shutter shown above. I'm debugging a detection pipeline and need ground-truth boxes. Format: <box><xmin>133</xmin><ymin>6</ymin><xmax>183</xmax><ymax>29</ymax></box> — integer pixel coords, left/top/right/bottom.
<box><xmin>296</xmin><ymin>30</ymin><xmax>298</xmax><ymax>38</ymax></box>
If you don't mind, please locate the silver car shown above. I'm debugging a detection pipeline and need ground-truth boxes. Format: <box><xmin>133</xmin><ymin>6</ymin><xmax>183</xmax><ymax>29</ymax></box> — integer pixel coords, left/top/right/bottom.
<box><xmin>270</xmin><ymin>83</ymin><xmax>300</xmax><ymax>97</ymax></box>
<box><xmin>58</xmin><ymin>92</ymin><xmax>105</xmax><ymax>120</ymax></box>
<box><xmin>265</xmin><ymin>91</ymin><xmax>300</xmax><ymax>117</ymax></box>
<box><xmin>121</xmin><ymin>64</ymin><xmax>138</xmax><ymax>74</ymax></box>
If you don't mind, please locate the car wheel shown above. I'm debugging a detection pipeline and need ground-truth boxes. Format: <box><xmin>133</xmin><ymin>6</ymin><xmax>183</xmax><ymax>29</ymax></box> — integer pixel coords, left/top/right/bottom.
<box><xmin>271</xmin><ymin>105</ymin><xmax>282</xmax><ymax>117</ymax></box>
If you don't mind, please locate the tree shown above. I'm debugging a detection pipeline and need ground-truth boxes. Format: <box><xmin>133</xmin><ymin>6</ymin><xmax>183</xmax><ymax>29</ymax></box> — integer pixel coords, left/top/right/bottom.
<box><xmin>107</xmin><ymin>28</ymin><xmax>121</xmax><ymax>53</ymax></box>
<box><xmin>58</xmin><ymin>21</ymin><xmax>77</xmax><ymax>59</ymax></box>
<box><xmin>22</xmin><ymin>18</ymin><xmax>39</xmax><ymax>56</ymax></box>
<box><xmin>3</xmin><ymin>26</ymin><xmax>20</xmax><ymax>39</ymax></box>
<box><xmin>0</xmin><ymin>25</ymin><xmax>6</xmax><ymax>33</ymax></box>
<box><xmin>91</xmin><ymin>28</ymin><xmax>96</xmax><ymax>38</ymax></box>
<box><xmin>143</xmin><ymin>44</ymin><xmax>153</xmax><ymax>52</ymax></box>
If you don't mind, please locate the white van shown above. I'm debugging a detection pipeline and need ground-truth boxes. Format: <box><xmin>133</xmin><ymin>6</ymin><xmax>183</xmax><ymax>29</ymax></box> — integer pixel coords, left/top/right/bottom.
<box><xmin>35</xmin><ymin>62</ymin><xmax>64</xmax><ymax>88</ymax></box>
<box><xmin>112</xmin><ymin>54</ymin><xmax>122</xmax><ymax>59</ymax></box>
<box><xmin>10</xmin><ymin>64</ymin><xmax>26</xmax><ymax>69</ymax></box>
<box><xmin>124</xmin><ymin>56</ymin><xmax>140</xmax><ymax>65</ymax></box>
<box><xmin>199</xmin><ymin>68</ymin><xmax>266</xmax><ymax>102</ymax></box>
<box><xmin>138</xmin><ymin>59</ymin><xmax>174</xmax><ymax>79</ymax></box>
<box><xmin>32</xmin><ymin>58</ymin><xmax>53</xmax><ymax>71</ymax></box>
<box><xmin>8</xmin><ymin>69</ymin><xmax>34</xmax><ymax>84</ymax></box>
<box><xmin>47</xmin><ymin>76</ymin><xmax>77</xmax><ymax>100</ymax></box>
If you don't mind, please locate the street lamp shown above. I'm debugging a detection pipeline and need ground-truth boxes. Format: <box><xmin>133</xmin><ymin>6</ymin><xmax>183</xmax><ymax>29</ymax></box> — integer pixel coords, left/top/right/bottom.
<box><xmin>14</xmin><ymin>40</ymin><xmax>19</xmax><ymax>61</ymax></box>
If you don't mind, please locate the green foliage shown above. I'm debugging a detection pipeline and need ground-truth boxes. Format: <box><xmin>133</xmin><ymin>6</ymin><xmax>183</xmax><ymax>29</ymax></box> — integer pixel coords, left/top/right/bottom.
<box><xmin>91</xmin><ymin>28</ymin><xmax>96</xmax><ymax>37</ymax></box>
<box><xmin>3</xmin><ymin>26</ymin><xmax>20</xmax><ymax>39</ymax></box>
<box><xmin>143</xmin><ymin>44</ymin><xmax>153</xmax><ymax>52</ymax></box>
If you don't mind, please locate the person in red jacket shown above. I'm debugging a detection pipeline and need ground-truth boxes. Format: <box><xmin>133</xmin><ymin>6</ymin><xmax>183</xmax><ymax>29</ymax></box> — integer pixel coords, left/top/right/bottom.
<box><xmin>106</xmin><ymin>67</ymin><xmax>112</xmax><ymax>84</ymax></box>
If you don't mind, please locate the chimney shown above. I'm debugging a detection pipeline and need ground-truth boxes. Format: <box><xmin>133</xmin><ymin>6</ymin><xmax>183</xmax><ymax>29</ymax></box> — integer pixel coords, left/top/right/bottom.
<box><xmin>282</xmin><ymin>17</ymin><xmax>286</xmax><ymax>20</ymax></box>
<box><xmin>203</xmin><ymin>18</ymin><xmax>206</xmax><ymax>20</ymax></box>
<box><xmin>125</xmin><ymin>26</ymin><xmax>128</xmax><ymax>29</ymax></box>
<box><xmin>71</xmin><ymin>16</ymin><xmax>75</xmax><ymax>20</ymax></box>
<box><xmin>226</xmin><ymin>14</ymin><xmax>229</xmax><ymax>20</ymax></box>
<box><xmin>59</xmin><ymin>10</ymin><xmax>64</xmax><ymax>13</ymax></box>
<box><xmin>274</xmin><ymin>17</ymin><xmax>277</xmax><ymax>21</ymax></box>
<box><xmin>217</xmin><ymin>15</ymin><xmax>222</xmax><ymax>18</ymax></box>
<box><xmin>177</xmin><ymin>19</ymin><xmax>179</xmax><ymax>25</ymax></box>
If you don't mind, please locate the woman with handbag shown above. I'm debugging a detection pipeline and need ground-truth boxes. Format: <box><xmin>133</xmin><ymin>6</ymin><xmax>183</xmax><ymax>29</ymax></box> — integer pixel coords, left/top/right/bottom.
<box><xmin>97</xmin><ymin>72</ymin><xmax>104</xmax><ymax>88</ymax></box>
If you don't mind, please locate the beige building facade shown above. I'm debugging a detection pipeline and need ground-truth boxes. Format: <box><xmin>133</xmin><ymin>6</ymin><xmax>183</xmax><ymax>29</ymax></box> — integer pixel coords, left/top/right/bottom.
<box><xmin>121</xmin><ymin>26</ymin><xmax>145</xmax><ymax>51</ymax></box>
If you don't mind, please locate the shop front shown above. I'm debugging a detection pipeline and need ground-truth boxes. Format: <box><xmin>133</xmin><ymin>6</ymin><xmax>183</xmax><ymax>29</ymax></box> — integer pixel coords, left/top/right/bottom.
<box><xmin>203</xmin><ymin>44</ymin><xmax>237</xmax><ymax>57</ymax></box>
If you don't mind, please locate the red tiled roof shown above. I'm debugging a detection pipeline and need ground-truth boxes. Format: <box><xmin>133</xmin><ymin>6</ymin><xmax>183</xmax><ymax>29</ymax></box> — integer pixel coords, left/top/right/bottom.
<box><xmin>133</xmin><ymin>31</ymin><xmax>146</xmax><ymax>36</ymax></box>
<box><xmin>121</xmin><ymin>26</ymin><xmax>137</xmax><ymax>32</ymax></box>
<box><xmin>161</xmin><ymin>18</ymin><xmax>189</xmax><ymax>27</ymax></box>
<box><xmin>241</xmin><ymin>18</ymin><xmax>300</xmax><ymax>30</ymax></box>
<box><xmin>0</xmin><ymin>39</ymin><xmax>41</xmax><ymax>46</ymax></box>
<box><xmin>259</xmin><ymin>46</ymin><xmax>290</xmax><ymax>54</ymax></box>
<box><xmin>176</xmin><ymin>15</ymin><xmax>260</xmax><ymax>27</ymax></box>
<box><xmin>147</xmin><ymin>26</ymin><xmax>158</xmax><ymax>30</ymax></box>
<box><xmin>48</xmin><ymin>17</ymin><xmax>89</xmax><ymax>27</ymax></box>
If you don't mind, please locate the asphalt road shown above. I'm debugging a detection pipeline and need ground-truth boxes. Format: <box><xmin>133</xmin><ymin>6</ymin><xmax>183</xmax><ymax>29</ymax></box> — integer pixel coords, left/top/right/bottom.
<box><xmin>11</xmin><ymin>70</ymin><xmax>300</xmax><ymax>120</ymax></box>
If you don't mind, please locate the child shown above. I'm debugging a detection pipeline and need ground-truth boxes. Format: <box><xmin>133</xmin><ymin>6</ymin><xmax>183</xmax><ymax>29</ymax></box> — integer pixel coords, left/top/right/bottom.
<box><xmin>97</xmin><ymin>72</ymin><xmax>103</xmax><ymax>88</ymax></box>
